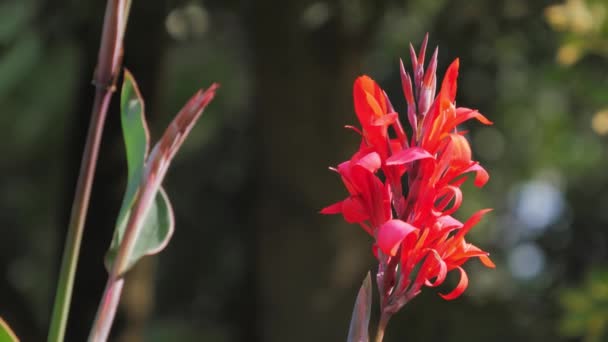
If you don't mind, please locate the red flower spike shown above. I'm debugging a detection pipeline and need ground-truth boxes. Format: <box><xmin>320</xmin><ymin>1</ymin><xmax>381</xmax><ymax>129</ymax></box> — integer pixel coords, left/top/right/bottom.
<box><xmin>323</xmin><ymin>34</ymin><xmax>493</xmax><ymax>315</ymax></box>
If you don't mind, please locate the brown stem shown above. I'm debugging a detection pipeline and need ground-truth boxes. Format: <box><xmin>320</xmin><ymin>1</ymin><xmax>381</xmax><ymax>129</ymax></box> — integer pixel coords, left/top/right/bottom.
<box><xmin>374</xmin><ymin>312</ymin><xmax>392</xmax><ymax>342</ymax></box>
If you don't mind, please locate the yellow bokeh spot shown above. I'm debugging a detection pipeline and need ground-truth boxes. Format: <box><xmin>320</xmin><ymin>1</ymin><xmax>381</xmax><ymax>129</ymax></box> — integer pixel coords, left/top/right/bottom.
<box><xmin>557</xmin><ymin>43</ymin><xmax>582</xmax><ymax>66</ymax></box>
<box><xmin>545</xmin><ymin>5</ymin><xmax>569</xmax><ymax>31</ymax></box>
<box><xmin>545</xmin><ymin>0</ymin><xmax>604</xmax><ymax>33</ymax></box>
<box><xmin>591</xmin><ymin>109</ymin><xmax>608</xmax><ymax>135</ymax></box>
<box><xmin>568</xmin><ymin>0</ymin><xmax>594</xmax><ymax>33</ymax></box>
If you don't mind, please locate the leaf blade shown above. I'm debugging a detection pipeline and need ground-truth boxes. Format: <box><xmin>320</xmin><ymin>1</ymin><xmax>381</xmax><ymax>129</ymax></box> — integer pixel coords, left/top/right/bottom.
<box><xmin>347</xmin><ymin>272</ymin><xmax>372</xmax><ymax>342</ymax></box>
<box><xmin>105</xmin><ymin>71</ymin><xmax>173</xmax><ymax>273</ymax></box>
<box><xmin>0</xmin><ymin>318</ymin><xmax>19</xmax><ymax>342</ymax></box>
<box><xmin>106</xmin><ymin>74</ymin><xmax>217</xmax><ymax>275</ymax></box>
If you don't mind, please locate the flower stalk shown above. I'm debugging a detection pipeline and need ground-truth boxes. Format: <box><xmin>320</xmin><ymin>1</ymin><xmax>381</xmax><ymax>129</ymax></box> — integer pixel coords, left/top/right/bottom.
<box><xmin>374</xmin><ymin>312</ymin><xmax>391</xmax><ymax>342</ymax></box>
<box><xmin>48</xmin><ymin>1</ymin><xmax>132</xmax><ymax>341</ymax></box>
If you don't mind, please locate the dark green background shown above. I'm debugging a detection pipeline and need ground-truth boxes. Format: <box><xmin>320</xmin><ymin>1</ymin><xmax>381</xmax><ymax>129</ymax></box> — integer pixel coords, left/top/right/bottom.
<box><xmin>0</xmin><ymin>0</ymin><xmax>606</xmax><ymax>341</ymax></box>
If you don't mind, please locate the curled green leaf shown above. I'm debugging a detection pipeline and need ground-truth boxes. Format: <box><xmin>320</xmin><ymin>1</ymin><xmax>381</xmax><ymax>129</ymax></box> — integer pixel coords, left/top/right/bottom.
<box><xmin>105</xmin><ymin>69</ymin><xmax>217</xmax><ymax>275</ymax></box>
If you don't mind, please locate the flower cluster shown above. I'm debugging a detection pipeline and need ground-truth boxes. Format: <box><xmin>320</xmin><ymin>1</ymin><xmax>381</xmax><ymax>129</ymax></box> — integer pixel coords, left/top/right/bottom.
<box><xmin>322</xmin><ymin>36</ymin><xmax>494</xmax><ymax>315</ymax></box>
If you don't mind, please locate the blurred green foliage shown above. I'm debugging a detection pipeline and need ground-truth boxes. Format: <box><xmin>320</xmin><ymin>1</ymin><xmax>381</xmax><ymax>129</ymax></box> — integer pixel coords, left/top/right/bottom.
<box><xmin>560</xmin><ymin>269</ymin><xmax>608</xmax><ymax>342</ymax></box>
<box><xmin>0</xmin><ymin>0</ymin><xmax>607</xmax><ymax>341</ymax></box>
<box><xmin>545</xmin><ymin>2</ymin><xmax>608</xmax><ymax>342</ymax></box>
<box><xmin>545</xmin><ymin>0</ymin><xmax>608</xmax><ymax>66</ymax></box>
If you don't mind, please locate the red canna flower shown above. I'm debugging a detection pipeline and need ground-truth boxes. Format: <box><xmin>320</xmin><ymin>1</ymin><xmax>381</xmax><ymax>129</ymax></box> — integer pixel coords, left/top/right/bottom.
<box><xmin>322</xmin><ymin>34</ymin><xmax>495</xmax><ymax>321</ymax></box>
<box><xmin>321</xmin><ymin>150</ymin><xmax>392</xmax><ymax>233</ymax></box>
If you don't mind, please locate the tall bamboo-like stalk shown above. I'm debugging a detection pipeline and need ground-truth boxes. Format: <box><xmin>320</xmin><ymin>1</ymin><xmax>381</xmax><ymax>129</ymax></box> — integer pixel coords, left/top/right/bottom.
<box><xmin>48</xmin><ymin>1</ymin><xmax>132</xmax><ymax>341</ymax></box>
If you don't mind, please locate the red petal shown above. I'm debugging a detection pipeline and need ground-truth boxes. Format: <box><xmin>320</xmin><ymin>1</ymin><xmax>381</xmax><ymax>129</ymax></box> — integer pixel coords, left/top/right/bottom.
<box><xmin>372</xmin><ymin>244</ymin><xmax>379</xmax><ymax>259</ymax></box>
<box><xmin>434</xmin><ymin>186</ymin><xmax>462</xmax><ymax>216</ymax></box>
<box><xmin>320</xmin><ymin>201</ymin><xmax>342</xmax><ymax>215</ymax></box>
<box><xmin>386</xmin><ymin>147</ymin><xmax>434</xmax><ymax>165</ymax></box>
<box><xmin>422</xmin><ymin>48</ymin><xmax>438</xmax><ymax>89</ymax></box>
<box><xmin>355</xmin><ymin>152</ymin><xmax>381</xmax><ymax>173</ymax></box>
<box><xmin>365</xmin><ymin>92</ymin><xmax>385</xmax><ymax>116</ymax></box>
<box><xmin>440</xmin><ymin>59</ymin><xmax>459</xmax><ymax>103</ymax></box>
<box><xmin>376</xmin><ymin>219</ymin><xmax>418</xmax><ymax>256</ymax></box>
<box><xmin>464</xmin><ymin>163</ymin><xmax>489</xmax><ymax>187</ymax></box>
<box><xmin>455</xmin><ymin>208</ymin><xmax>493</xmax><ymax>240</ymax></box>
<box><xmin>450</xmin><ymin>175</ymin><xmax>468</xmax><ymax>188</ymax></box>
<box><xmin>449</xmin><ymin>134</ymin><xmax>472</xmax><ymax>163</ymax></box>
<box><xmin>342</xmin><ymin>197</ymin><xmax>369</xmax><ymax>223</ymax></box>
<box><xmin>479</xmin><ymin>254</ymin><xmax>496</xmax><ymax>268</ymax></box>
<box><xmin>400</xmin><ymin>59</ymin><xmax>415</xmax><ymax>106</ymax></box>
<box><xmin>425</xmin><ymin>249</ymin><xmax>448</xmax><ymax>287</ymax></box>
<box><xmin>452</xmin><ymin>248</ymin><xmax>491</xmax><ymax>261</ymax></box>
<box><xmin>409</xmin><ymin>43</ymin><xmax>419</xmax><ymax>84</ymax></box>
<box><xmin>437</xmin><ymin>215</ymin><xmax>463</xmax><ymax>230</ymax></box>
<box><xmin>418</xmin><ymin>33</ymin><xmax>429</xmax><ymax>67</ymax></box>
<box><xmin>439</xmin><ymin>266</ymin><xmax>469</xmax><ymax>300</ymax></box>
<box><xmin>454</xmin><ymin>107</ymin><xmax>493</xmax><ymax>125</ymax></box>
<box><xmin>371</xmin><ymin>112</ymin><xmax>398</xmax><ymax>126</ymax></box>
<box><xmin>418</xmin><ymin>48</ymin><xmax>438</xmax><ymax>116</ymax></box>
<box><xmin>354</xmin><ymin>76</ymin><xmax>387</xmax><ymax>125</ymax></box>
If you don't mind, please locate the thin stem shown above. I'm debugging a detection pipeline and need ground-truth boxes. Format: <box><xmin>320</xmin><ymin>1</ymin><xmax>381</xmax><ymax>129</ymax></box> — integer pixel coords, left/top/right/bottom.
<box><xmin>47</xmin><ymin>90</ymin><xmax>113</xmax><ymax>342</ymax></box>
<box><xmin>48</xmin><ymin>0</ymin><xmax>128</xmax><ymax>340</ymax></box>
<box><xmin>88</xmin><ymin>276</ymin><xmax>125</xmax><ymax>342</ymax></box>
<box><xmin>374</xmin><ymin>312</ymin><xmax>392</xmax><ymax>342</ymax></box>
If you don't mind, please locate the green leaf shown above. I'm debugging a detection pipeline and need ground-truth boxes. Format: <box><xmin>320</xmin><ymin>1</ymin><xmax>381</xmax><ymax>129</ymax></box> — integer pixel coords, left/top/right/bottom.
<box><xmin>0</xmin><ymin>318</ymin><xmax>19</xmax><ymax>342</ymax></box>
<box><xmin>347</xmin><ymin>272</ymin><xmax>372</xmax><ymax>342</ymax></box>
<box><xmin>105</xmin><ymin>70</ymin><xmax>174</xmax><ymax>273</ymax></box>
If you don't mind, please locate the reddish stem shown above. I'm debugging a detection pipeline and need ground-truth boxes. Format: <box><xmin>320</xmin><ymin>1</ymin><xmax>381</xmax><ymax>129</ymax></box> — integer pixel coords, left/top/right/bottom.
<box><xmin>89</xmin><ymin>276</ymin><xmax>125</xmax><ymax>342</ymax></box>
<box><xmin>48</xmin><ymin>0</ymin><xmax>129</xmax><ymax>340</ymax></box>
